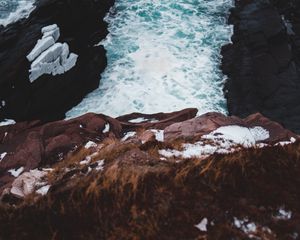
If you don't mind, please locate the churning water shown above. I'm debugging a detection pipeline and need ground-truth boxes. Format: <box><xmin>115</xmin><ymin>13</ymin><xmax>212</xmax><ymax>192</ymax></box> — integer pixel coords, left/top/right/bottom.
<box><xmin>67</xmin><ymin>0</ymin><xmax>233</xmax><ymax>118</ymax></box>
<box><xmin>0</xmin><ymin>0</ymin><xmax>35</xmax><ymax>26</ymax></box>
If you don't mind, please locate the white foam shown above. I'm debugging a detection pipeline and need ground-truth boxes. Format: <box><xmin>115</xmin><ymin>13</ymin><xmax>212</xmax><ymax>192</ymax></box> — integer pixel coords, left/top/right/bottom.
<box><xmin>66</xmin><ymin>0</ymin><xmax>233</xmax><ymax>118</ymax></box>
<box><xmin>0</xmin><ymin>0</ymin><xmax>36</xmax><ymax>27</ymax></box>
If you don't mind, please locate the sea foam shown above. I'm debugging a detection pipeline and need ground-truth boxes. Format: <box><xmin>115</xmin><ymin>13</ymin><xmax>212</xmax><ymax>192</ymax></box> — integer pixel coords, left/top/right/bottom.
<box><xmin>67</xmin><ymin>0</ymin><xmax>234</xmax><ymax>118</ymax></box>
<box><xmin>0</xmin><ymin>0</ymin><xmax>35</xmax><ymax>26</ymax></box>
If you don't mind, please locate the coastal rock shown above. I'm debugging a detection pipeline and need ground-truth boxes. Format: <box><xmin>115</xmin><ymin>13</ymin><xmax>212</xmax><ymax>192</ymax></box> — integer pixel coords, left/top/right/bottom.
<box><xmin>164</xmin><ymin>112</ymin><xmax>297</xmax><ymax>143</ymax></box>
<box><xmin>0</xmin><ymin>108</ymin><xmax>297</xmax><ymax>196</ymax></box>
<box><xmin>222</xmin><ymin>0</ymin><xmax>300</xmax><ymax>133</ymax></box>
<box><xmin>0</xmin><ymin>0</ymin><xmax>114</xmax><ymax>122</ymax></box>
<box><xmin>0</xmin><ymin>108</ymin><xmax>197</xmax><ymax>194</ymax></box>
<box><xmin>0</xmin><ymin>110</ymin><xmax>299</xmax><ymax>239</ymax></box>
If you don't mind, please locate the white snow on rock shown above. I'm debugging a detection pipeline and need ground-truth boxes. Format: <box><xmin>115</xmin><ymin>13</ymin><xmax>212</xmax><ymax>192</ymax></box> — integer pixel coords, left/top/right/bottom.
<box><xmin>103</xmin><ymin>123</ymin><xmax>110</xmax><ymax>133</ymax></box>
<box><xmin>27</xmin><ymin>24</ymin><xmax>78</xmax><ymax>82</ymax></box>
<box><xmin>122</xmin><ymin>131</ymin><xmax>136</xmax><ymax>141</ymax></box>
<box><xmin>276</xmin><ymin>207</ymin><xmax>292</xmax><ymax>220</ymax></box>
<box><xmin>275</xmin><ymin>137</ymin><xmax>297</xmax><ymax>147</ymax></box>
<box><xmin>159</xmin><ymin>125</ymin><xmax>271</xmax><ymax>159</ymax></box>
<box><xmin>36</xmin><ymin>185</ymin><xmax>51</xmax><ymax>196</ymax></box>
<box><xmin>0</xmin><ymin>152</ymin><xmax>7</xmax><ymax>162</ymax></box>
<box><xmin>95</xmin><ymin>160</ymin><xmax>105</xmax><ymax>171</ymax></box>
<box><xmin>203</xmin><ymin>126</ymin><xmax>270</xmax><ymax>147</ymax></box>
<box><xmin>234</xmin><ymin>217</ymin><xmax>257</xmax><ymax>234</ymax></box>
<box><xmin>85</xmin><ymin>141</ymin><xmax>97</xmax><ymax>149</ymax></box>
<box><xmin>128</xmin><ymin>117</ymin><xmax>159</xmax><ymax>123</ymax></box>
<box><xmin>80</xmin><ymin>156</ymin><xmax>92</xmax><ymax>165</ymax></box>
<box><xmin>0</xmin><ymin>119</ymin><xmax>16</xmax><ymax>126</ymax></box>
<box><xmin>10</xmin><ymin>169</ymin><xmax>49</xmax><ymax>198</ymax></box>
<box><xmin>195</xmin><ymin>218</ymin><xmax>208</xmax><ymax>232</ymax></box>
<box><xmin>129</xmin><ymin>117</ymin><xmax>148</xmax><ymax>123</ymax></box>
<box><xmin>151</xmin><ymin>129</ymin><xmax>164</xmax><ymax>142</ymax></box>
<box><xmin>8</xmin><ymin>166</ymin><xmax>25</xmax><ymax>177</ymax></box>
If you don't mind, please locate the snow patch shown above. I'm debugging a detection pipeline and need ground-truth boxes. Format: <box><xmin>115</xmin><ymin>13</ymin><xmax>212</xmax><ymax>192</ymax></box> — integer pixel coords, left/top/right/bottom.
<box><xmin>151</xmin><ymin>129</ymin><xmax>164</xmax><ymax>142</ymax></box>
<box><xmin>128</xmin><ymin>117</ymin><xmax>159</xmax><ymax>123</ymax></box>
<box><xmin>204</xmin><ymin>126</ymin><xmax>269</xmax><ymax>147</ymax></box>
<box><xmin>195</xmin><ymin>218</ymin><xmax>208</xmax><ymax>232</ymax></box>
<box><xmin>0</xmin><ymin>152</ymin><xmax>7</xmax><ymax>162</ymax></box>
<box><xmin>103</xmin><ymin>123</ymin><xmax>110</xmax><ymax>133</ymax></box>
<box><xmin>8</xmin><ymin>166</ymin><xmax>24</xmax><ymax>177</ymax></box>
<box><xmin>0</xmin><ymin>119</ymin><xmax>16</xmax><ymax>126</ymax></box>
<box><xmin>276</xmin><ymin>207</ymin><xmax>292</xmax><ymax>220</ymax></box>
<box><xmin>27</xmin><ymin>24</ymin><xmax>78</xmax><ymax>82</ymax></box>
<box><xmin>10</xmin><ymin>169</ymin><xmax>49</xmax><ymax>197</ymax></box>
<box><xmin>234</xmin><ymin>217</ymin><xmax>257</xmax><ymax>234</ymax></box>
<box><xmin>85</xmin><ymin>141</ymin><xmax>97</xmax><ymax>149</ymax></box>
<box><xmin>36</xmin><ymin>185</ymin><xmax>51</xmax><ymax>196</ymax></box>
<box><xmin>95</xmin><ymin>159</ymin><xmax>105</xmax><ymax>171</ymax></box>
<box><xmin>122</xmin><ymin>131</ymin><xmax>136</xmax><ymax>141</ymax></box>
<box><xmin>159</xmin><ymin>125</ymin><xmax>271</xmax><ymax>159</ymax></box>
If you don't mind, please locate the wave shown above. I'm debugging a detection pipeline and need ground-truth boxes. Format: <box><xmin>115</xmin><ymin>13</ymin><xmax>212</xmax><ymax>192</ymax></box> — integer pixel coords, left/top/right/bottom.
<box><xmin>67</xmin><ymin>0</ymin><xmax>234</xmax><ymax>118</ymax></box>
<box><xmin>0</xmin><ymin>0</ymin><xmax>35</xmax><ymax>27</ymax></box>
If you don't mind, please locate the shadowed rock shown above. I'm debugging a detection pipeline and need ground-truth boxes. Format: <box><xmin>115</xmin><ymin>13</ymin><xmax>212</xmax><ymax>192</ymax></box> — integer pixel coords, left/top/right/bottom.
<box><xmin>222</xmin><ymin>0</ymin><xmax>300</xmax><ymax>133</ymax></box>
<box><xmin>0</xmin><ymin>0</ymin><xmax>115</xmax><ymax>122</ymax></box>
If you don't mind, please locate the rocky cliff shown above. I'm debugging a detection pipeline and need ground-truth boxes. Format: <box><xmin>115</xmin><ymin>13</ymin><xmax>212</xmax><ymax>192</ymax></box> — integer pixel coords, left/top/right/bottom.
<box><xmin>0</xmin><ymin>109</ymin><xmax>299</xmax><ymax>239</ymax></box>
<box><xmin>0</xmin><ymin>0</ymin><xmax>114</xmax><ymax>122</ymax></box>
<box><xmin>222</xmin><ymin>0</ymin><xmax>300</xmax><ymax>133</ymax></box>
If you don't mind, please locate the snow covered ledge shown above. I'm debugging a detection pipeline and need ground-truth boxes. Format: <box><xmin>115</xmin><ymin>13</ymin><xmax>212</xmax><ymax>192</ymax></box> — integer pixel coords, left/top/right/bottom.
<box><xmin>26</xmin><ymin>24</ymin><xmax>78</xmax><ymax>82</ymax></box>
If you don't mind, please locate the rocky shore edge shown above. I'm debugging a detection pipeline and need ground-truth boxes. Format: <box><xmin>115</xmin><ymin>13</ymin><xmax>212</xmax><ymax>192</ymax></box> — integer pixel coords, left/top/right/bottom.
<box><xmin>222</xmin><ymin>0</ymin><xmax>300</xmax><ymax>134</ymax></box>
<box><xmin>0</xmin><ymin>0</ymin><xmax>114</xmax><ymax>122</ymax></box>
<box><xmin>0</xmin><ymin>108</ymin><xmax>300</xmax><ymax>239</ymax></box>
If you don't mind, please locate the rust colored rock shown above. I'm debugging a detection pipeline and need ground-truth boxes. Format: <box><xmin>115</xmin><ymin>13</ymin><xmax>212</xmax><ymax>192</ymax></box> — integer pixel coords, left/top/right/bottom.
<box><xmin>164</xmin><ymin>112</ymin><xmax>298</xmax><ymax>143</ymax></box>
<box><xmin>0</xmin><ymin>108</ymin><xmax>197</xmax><ymax>193</ymax></box>
<box><xmin>118</xmin><ymin>108</ymin><xmax>198</xmax><ymax>131</ymax></box>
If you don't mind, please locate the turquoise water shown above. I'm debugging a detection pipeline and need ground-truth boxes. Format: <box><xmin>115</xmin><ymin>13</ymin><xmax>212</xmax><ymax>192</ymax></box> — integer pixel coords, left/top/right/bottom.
<box><xmin>0</xmin><ymin>0</ymin><xmax>35</xmax><ymax>26</ymax></box>
<box><xmin>67</xmin><ymin>0</ymin><xmax>233</xmax><ymax>118</ymax></box>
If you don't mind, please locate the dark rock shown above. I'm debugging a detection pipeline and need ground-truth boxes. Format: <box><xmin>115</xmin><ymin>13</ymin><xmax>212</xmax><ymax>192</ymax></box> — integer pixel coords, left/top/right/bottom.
<box><xmin>0</xmin><ymin>0</ymin><xmax>115</xmax><ymax>122</ymax></box>
<box><xmin>222</xmin><ymin>0</ymin><xmax>300</xmax><ymax>133</ymax></box>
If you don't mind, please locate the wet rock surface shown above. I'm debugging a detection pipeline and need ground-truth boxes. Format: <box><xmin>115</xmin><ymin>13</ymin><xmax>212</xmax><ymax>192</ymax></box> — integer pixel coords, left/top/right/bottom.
<box><xmin>0</xmin><ymin>0</ymin><xmax>114</xmax><ymax>122</ymax></box>
<box><xmin>222</xmin><ymin>0</ymin><xmax>300</xmax><ymax>133</ymax></box>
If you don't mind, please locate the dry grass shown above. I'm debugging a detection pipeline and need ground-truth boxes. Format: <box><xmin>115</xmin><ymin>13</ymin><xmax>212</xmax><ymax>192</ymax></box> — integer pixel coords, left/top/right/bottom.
<box><xmin>0</xmin><ymin>141</ymin><xmax>299</xmax><ymax>239</ymax></box>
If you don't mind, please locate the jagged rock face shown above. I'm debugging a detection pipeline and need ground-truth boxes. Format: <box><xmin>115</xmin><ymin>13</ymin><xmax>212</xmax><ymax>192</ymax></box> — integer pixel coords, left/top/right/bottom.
<box><xmin>0</xmin><ymin>108</ymin><xmax>297</xmax><ymax>197</ymax></box>
<box><xmin>222</xmin><ymin>0</ymin><xmax>300</xmax><ymax>133</ymax></box>
<box><xmin>0</xmin><ymin>108</ymin><xmax>198</xmax><ymax>194</ymax></box>
<box><xmin>0</xmin><ymin>0</ymin><xmax>115</xmax><ymax>122</ymax></box>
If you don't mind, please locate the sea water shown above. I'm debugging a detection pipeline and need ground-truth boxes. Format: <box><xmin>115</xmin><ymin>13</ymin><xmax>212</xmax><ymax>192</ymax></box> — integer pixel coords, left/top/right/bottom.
<box><xmin>67</xmin><ymin>0</ymin><xmax>233</xmax><ymax>118</ymax></box>
<box><xmin>0</xmin><ymin>0</ymin><xmax>35</xmax><ymax>26</ymax></box>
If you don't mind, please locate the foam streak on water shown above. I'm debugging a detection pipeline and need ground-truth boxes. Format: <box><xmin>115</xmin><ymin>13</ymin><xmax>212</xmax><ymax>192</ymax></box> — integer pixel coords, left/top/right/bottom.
<box><xmin>67</xmin><ymin>0</ymin><xmax>234</xmax><ymax>118</ymax></box>
<box><xmin>0</xmin><ymin>0</ymin><xmax>35</xmax><ymax>26</ymax></box>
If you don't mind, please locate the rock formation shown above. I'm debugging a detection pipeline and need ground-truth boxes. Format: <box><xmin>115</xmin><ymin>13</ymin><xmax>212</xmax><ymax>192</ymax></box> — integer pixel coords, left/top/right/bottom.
<box><xmin>222</xmin><ymin>0</ymin><xmax>300</xmax><ymax>133</ymax></box>
<box><xmin>0</xmin><ymin>0</ymin><xmax>114</xmax><ymax>122</ymax></box>
<box><xmin>0</xmin><ymin>108</ymin><xmax>299</xmax><ymax>239</ymax></box>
